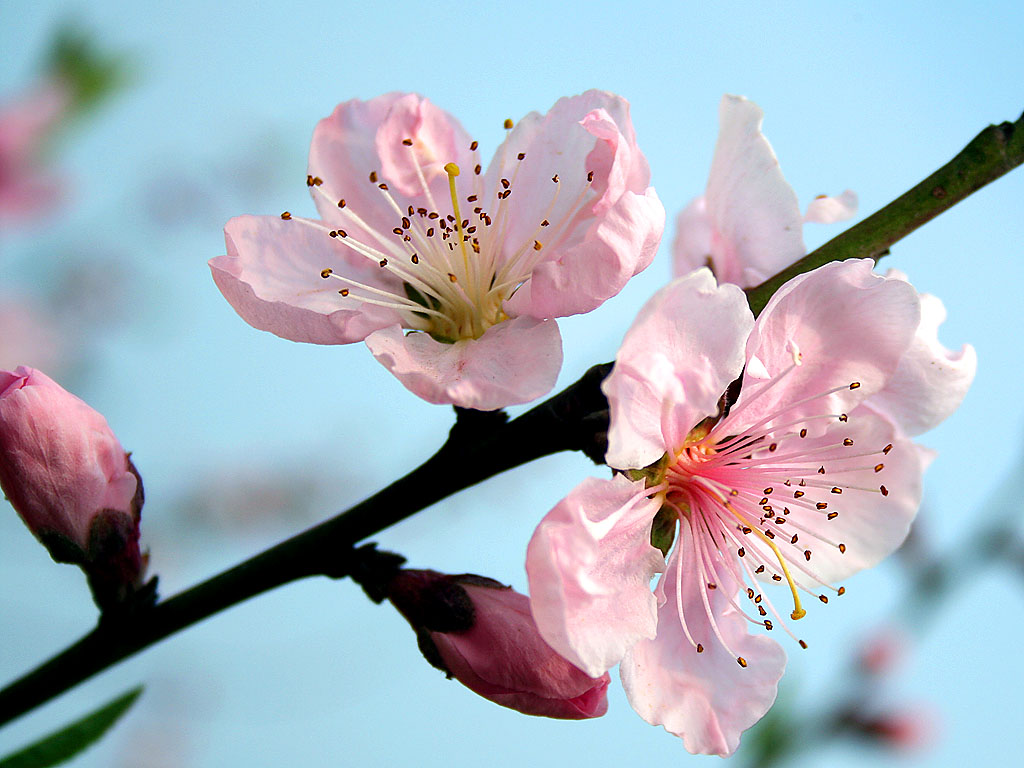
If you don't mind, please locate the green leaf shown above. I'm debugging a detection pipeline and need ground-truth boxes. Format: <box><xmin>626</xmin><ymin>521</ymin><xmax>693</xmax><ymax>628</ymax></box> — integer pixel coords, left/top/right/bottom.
<box><xmin>0</xmin><ymin>687</ymin><xmax>143</xmax><ymax>768</ymax></box>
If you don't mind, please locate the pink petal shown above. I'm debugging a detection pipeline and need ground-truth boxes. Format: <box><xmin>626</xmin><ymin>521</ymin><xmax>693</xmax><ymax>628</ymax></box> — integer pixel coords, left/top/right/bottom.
<box><xmin>670</xmin><ymin>195</ymin><xmax>713</xmax><ymax>281</ymax></box>
<box><xmin>512</xmin><ymin>185</ymin><xmax>664</xmax><ymax>318</ymax></box>
<box><xmin>364</xmin><ymin>316</ymin><xmax>561</xmax><ymax>410</ymax></box>
<box><xmin>604</xmin><ymin>269</ymin><xmax>752</xmax><ymax>469</ymax></box>
<box><xmin>752</xmin><ymin>410</ymin><xmax>922</xmax><ymax>590</ymax></box>
<box><xmin>865</xmin><ymin>270</ymin><xmax>976</xmax><ymax>436</ymax></box>
<box><xmin>736</xmin><ymin>259</ymin><xmax>920</xmax><ymax>435</ymax></box>
<box><xmin>804</xmin><ymin>189</ymin><xmax>858</xmax><ymax>224</ymax></box>
<box><xmin>526</xmin><ymin>474</ymin><xmax>664</xmax><ymax>677</ymax></box>
<box><xmin>488</xmin><ymin>91</ymin><xmax>663</xmax><ymax>318</ymax></box>
<box><xmin>374</xmin><ymin>93</ymin><xmax>474</xmax><ymax>200</ymax></box>
<box><xmin>698</xmin><ymin>94</ymin><xmax>805</xmax><ymax>288</ymax></box>
<box><xmin>620</xmin><ymin>530</ymin><xmax>786</xmax><ymax>756</ymax></box>
<box><xmin>211</xmin><ymin>214</ymin><xmax>401</xmax><ymax>344</ymax></box>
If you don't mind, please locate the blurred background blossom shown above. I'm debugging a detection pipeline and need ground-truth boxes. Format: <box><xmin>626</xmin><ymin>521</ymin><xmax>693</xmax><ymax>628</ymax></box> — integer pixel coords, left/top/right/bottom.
<box><xmin>1</xmin><ymin>2</ymin><xmax>1023</xmax><ymax>767</ymax></box>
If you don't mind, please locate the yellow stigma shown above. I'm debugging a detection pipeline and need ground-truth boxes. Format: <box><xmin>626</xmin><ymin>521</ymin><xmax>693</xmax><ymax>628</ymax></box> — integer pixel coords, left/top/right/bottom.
<box><xmin>725</xmin><ymin>502</ymin><xmax>807</xmax><ymax>622</ymax></box>
<box><xmin>444</xmin><ymin>162</ymin><xmax>470</xmax><ymax>274</ymax></box>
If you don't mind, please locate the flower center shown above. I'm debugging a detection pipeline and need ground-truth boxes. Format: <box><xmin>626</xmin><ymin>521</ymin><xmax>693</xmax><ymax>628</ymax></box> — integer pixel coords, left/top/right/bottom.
<box><xmin>654</xmin><ymin>371</ymin><xmax>893</xmax><ymax>664</ymax></box>
<box><xmin>284</xmin><ymin>124</ymin><xmax>594</xmax><ymax>343</ymax></box>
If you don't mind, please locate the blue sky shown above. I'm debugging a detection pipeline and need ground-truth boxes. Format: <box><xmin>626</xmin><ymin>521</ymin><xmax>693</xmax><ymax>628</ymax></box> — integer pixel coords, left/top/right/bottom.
<box><xmin>2</xmin><ymin>2</ymin><xmax>1023</xmax><ymax>766</ymax></box>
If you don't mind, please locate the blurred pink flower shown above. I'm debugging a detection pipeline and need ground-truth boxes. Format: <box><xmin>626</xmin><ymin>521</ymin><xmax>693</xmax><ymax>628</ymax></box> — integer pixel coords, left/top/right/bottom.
<box><xmin>527</xmin><ymin>260</ymin><xmax>973</xmax><ymax>755</ymax></box>
<box><xmin>211</xmin><ymin>91</ymin><xmax>663</xmax><ymax>409</ymax></box>
<box><xmin>853</xmin><ymin>706</ymin><xmax>937</xmax><ymax>752</ymax></box>
<box><xmin>857</xmin><ymin>625</ymin><xmax>909</xmax><ymax>677</ymax></box>
<box><xmin>672</xmin><ymin>95</ymin><xmax>856</xmax><ymax>288</ymax></box>
<box><xmin>0</xmin><ymin>81</ymin><xmax>70</xmax><ymax>222</ymax></box>
<box><xmin>388</xmin><ymin>569</ymin><xmax>610</xmax><ymax>719</ymax></box>
<box><xmin>0</xmin><ymin>366</ymin><xmax>145</xmax><ymax>610</ymax></box>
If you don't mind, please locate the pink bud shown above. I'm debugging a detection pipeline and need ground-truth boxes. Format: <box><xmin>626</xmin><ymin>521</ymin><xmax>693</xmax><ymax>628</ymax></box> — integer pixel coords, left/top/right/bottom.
<box><xmin>389</xmin><ymin>570</ymin><xmax>610</xmax><ymax>719</ymax></box>
<box><xmin>0</xmin><ymin>367</ymin><xmax>145</xmax><ymax>609</ymax></box>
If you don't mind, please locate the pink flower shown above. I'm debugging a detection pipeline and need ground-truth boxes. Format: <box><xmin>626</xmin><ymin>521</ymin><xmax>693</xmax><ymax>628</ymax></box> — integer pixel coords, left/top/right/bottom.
<box><xmin>0</xmin><ymin>366</ymin><xmax>145</xmax><ymax>610</ymax></box>
<box><xmin>388</xmin><ymin>569</ymin><xmax>610</xmax><ymax>719</ymax></box>
<box><xmin>527</xmin><ymin>260</ymin><xmax>974</xmax><ymax>755</ymax></box>
<box><xmin>672</xmin><ymin>95</ymin><xmax>857</xmax><ymax>288</ymax></box>
<box><xmin>0</xmin><ymin>81</ymin><xmax>70</xmax><ymax>222</ymax></box>
<box><xmin>210</xmin><ymin>91</ymin><xmax>663</xmax><ymax>410</ymax></box>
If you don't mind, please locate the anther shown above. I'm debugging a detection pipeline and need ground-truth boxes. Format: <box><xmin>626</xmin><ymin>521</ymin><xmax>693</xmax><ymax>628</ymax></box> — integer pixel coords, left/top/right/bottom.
<box><xmin>339</xmin><ymin>289</ymin><xmax>349</xmax><ymax>297</ymax></box>
<box><xmin>764</xmin><ymin>487</ymin><xmax>774</xmax><ymax>495</ymax></box>
<box><xmin>448</xmin><ymin>273</ymin><xmax>457</xmax><ymax>282</ymax></box>
<box><xmin>379</xmin><ymin>259</ymin><xmax>388</xmax><ymax>267</ymax></box>
<box><xmin>831</xmin><ymin>487</ymin><xmax>843</xmax><ymax>494</ymax></box>
<box><xmin>843</xmin><ymin>438</ymin><xmax>854</xmax><ymax>446</ymax></box>
<box><xmin>799</xmin><ymin>639</ymin><xmax>808</xmax><ymax>649</ymax></box>
<box><xmin>696</xmin><ymin>643</ymin><xmax>704</xmax><ymax>653</ymax></box>
<box><xmin>819</xmin><ymin>595</ymin><xmax>829</xmax><ymax>604</ymax></box>
<box><xmin>849</xmin><ymin>381</ymin><xmax>861</xmax><ymax>389</ymax></box>
<box><xmin>280</xmin><ymin>211</ymin><xmax>292</xmax><ymax>220</ymax></box>
<box><xmin>410</xmin><ymin>254</ymin><xmax>419</xmax><ymax>264</ymax></box>
<box><xmin>791</xmin><ymin>534</ymin><xmax>799</xmax><ymax>544</ymax></box>
<box><xmin>337</xmin><ymin>199</ymin><xmax>346</xmax><ymax>208</ymax></box>
<box><xmin>470</xmin><ymin>140</ymin><xmax>478</xmax><ymax>151</ymax></box>
<box><xmin>755</xmin><ymin>565</ymin><xmax>765</xmax><ymax>574</ymax></box>
<box><xmin>799</xmin><ymin>429</ymin><xmax>807</xmax><ymax>438</ymax></box>
<box><xmin>879</xmin><ymin>485</ymin><xmax>889</xmax><ymax>496</ymax></box>
<box><xmin>737</xmin><ymin>656</ymin><xmax>747</xmax><ymax>668</ymax></box>
<box><xmin>769</xmin><ymin>443</ymin><xmax>778</xmax><ymax>452</ymax></box>
<box><xmin>794</xmin><ymin>491</ymin><xmax>804</xmax><ymax>498</ymax></box>
<box><xmin>839</xmin><ymin>413</ymin><xmax>848</xmax><ymax>422</ymax></box>
<box><xmin>746</xmin><ymin>588</ymin><xmax>755</xmax><ymax>599</ymax></box>
<box><xmin>474</xmin><ymin>164</ymin><xmax>481</xmax><ymax>174</ymax></box>
<box><xmin>818</xmin><ymin>466</ymin><xmax>826</xmax><ymax>474</ymax></box>
<box><xmin>827</xmin><ymin>512</ymin><xmax>838</xmax><ymax>520</ymax></box>
<box><xmin>503</xmin><ymin>118</ymin><xmax>514</xmax><ymax>129</ymax></box>
<box><xmin>320</xmin><ymin>268</ymin><xmax>333</xmax><ymax>279</ymax></box>
<box><xmin>883</xmin><ymin>443</ymin><xmax>893</xmax><ymax>454</ymax></box>
<box><xmin>804</xmin><ymin>550</ymin><xmax>812</xmax><ymax>561</ymax></box>
<box><xmin>707</xmin><ymin>582</ymin><xmax>717</xmax><ymax>590</ymax></box>
<box><xmin>402</xmin><ymin>138</ymin><xmax>414</xmax><ymax>146</ymax></box>
<box><xmin>838</xmin><ymin>543</ymin><xmax>847</xmax><ymax>553</ymax></box>
<box><xmin>378</xmin><ymin>183</ymin><xmax>389</xmax><ymax>190</ymax></box>
<box><xmin>517</xmin><ymin>152</ymin><xmax>525</xmax><ymax>160</ymax></box>
<box><xmin>533</xmin><ymin>240</ymin><xmax>543</xmax><ymax>251</ymax></box>
<box><xmin>874</xmin><ymin>463</ymin><xmax>885</xmax><ymax>473</ymax></box>
<box><xmin>369</xmin><ymin>171</ymin><xmax>378</xmax><ymax>183</ymax></box>
<box><xmin>551</xmin><ymin>174</ymin><xmax>559</xmax><ymax>183</ymax></box>
<box><xmin>837</xmin><ymin>587</ymin><xmax>846</xmax><ymax>595</ymax></box>
<box><xmin>587</xmin><ymin>170</ymin><xmax>594</xmax><ymax>182</ymax></box>
<box><xmin>764</xmin><ymin>620</ymin><xmax>773</xmax><ymax>630</ymax></box>
<box><xmin>738</xmin><ymin>547</ymin><xmax>746</xmax><ymax>557</ymax></box>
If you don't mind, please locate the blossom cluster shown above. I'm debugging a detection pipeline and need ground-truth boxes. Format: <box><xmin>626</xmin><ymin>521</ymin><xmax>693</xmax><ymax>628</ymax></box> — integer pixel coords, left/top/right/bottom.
<box><xmin>0</xmin><ymin>88</ymin><xmax>975</xmax><ymax>756</ymax></box>
<box><xmin>207</xmin><ymin>90</ymin><xmax>974</xmax><ymax>752</ymax></box>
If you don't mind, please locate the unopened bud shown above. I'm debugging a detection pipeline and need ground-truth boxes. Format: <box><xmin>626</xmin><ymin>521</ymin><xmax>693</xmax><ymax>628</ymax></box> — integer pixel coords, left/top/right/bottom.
<box><xmin>0</xmin><ymin>367</ymin><xmax>147</xmax><ymax>611</ymax></box>
<box><xmin>388</xmin><ymin>569</ymin><xmax>610</xmax><ymax>719</ymax></box>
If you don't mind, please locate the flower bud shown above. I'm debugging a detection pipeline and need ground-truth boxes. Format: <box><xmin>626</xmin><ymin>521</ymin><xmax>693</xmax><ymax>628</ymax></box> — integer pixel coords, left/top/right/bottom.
<box><xmin>388</xmin><ymin>570</ymin><xmax>610</xmax><ymax>719</ymax></box>
<box><xmin>0</xmin><ymin>366</ymin><xmax>146</xmax><ymax>610</ymax></box>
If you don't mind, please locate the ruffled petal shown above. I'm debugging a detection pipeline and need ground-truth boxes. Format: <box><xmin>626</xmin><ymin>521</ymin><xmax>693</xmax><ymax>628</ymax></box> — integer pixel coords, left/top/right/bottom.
<box><xmin>210</xmin><ymin>214</ymin><xmax>400</xmax><ymax>344</ymax></box>
<box><xmin>604</xmin><ymin>269</ymin><xmax>752</xmax><ymax>469</ymax></box>
<box><xmin>527</xmin><ymin>474</ymin><xmax>664</xmax><ymax>677</ymax></box>
<box><xmin>804</xmin><ymin>189</ymin><xmax>858</xmax><ymax>224</ymax></box>
<box><xmin>364</xmin><ymin>316</ymin><xmax>561</xmax><ymax>410</ymax></box>
<box><xmin>512</xmin><ymin>185</ymin><xmax>664</xmax><ymax>318</ymax></box>
<box><xmin>865</xmin><ymin>270</ymin><xmax>976</xmax><ymax>436</ymax></box>
<box><xmin>489</xmin><ymin>91</ymin><xmax>662</xmax><ymax>318</ymax></box>
<box><xmin>620</xmin><ymin>528</ymin><xmax>786</xmax><ymax>756</ymax></box>
<box><xmin>736</xmin><ymin>259</ymin><xmax>920</xmax><ymax>435</ymax></box>
<box><xmin>699</xmin><ymin>94</ymin><xmax>805</xmax><ymax>288</ymax></box>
